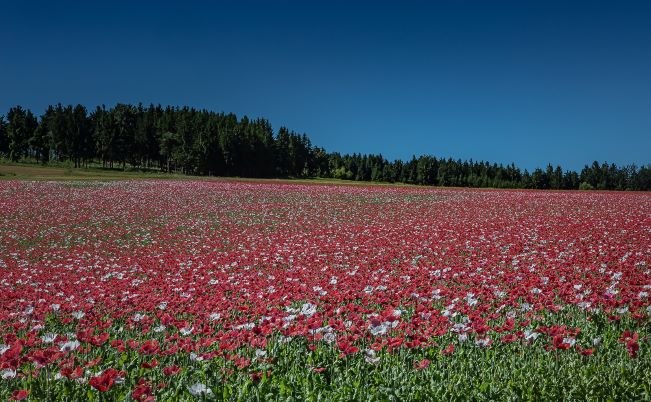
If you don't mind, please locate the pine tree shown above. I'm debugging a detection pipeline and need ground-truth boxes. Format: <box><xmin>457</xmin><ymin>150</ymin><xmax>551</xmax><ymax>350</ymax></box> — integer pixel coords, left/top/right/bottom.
<box><xmin>30</xmin><ymin>109</ymin><xmax>52</xmax><ymax>163</ymax></box>
<box><xmin>6</xmin><ymin>106</ymin><xmax>38</xmax><ymax>161</ymax></box>
<box><xmin>0</xmin><ymin>115</ymin><xmax>8</xmax><ymax>156</ymax></box>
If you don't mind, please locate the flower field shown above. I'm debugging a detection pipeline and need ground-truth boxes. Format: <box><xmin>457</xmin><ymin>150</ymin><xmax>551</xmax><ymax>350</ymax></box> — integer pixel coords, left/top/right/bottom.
<box><xmin>1</xmin><ymin>180</ymin><xmax>650</xmax><ymax>401</ymax></box>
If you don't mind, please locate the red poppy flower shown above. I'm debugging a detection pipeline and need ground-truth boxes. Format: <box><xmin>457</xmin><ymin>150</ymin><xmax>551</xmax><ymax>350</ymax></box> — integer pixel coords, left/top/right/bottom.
<box><xmin>414</xmin><ymin>359</ymin><xmax>431</xmax><ymax>370</ymax></box>
<box><xmin>163</xmin><ymin>365</ymin><xmax>181</xmax><ymax>376</ymax></box>
<box><xmin>89</xmin><ymin>368</ymin><xmax>123</xmax><ymax>392</ymax></box>
<box><xmin>11</xmin><ymin>390</ymin><xmax>29</xmax><ymax>401</ymax></box>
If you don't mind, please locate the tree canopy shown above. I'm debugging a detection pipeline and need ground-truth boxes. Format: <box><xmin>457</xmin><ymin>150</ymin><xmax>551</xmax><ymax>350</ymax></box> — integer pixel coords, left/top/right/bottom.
<box><xmin>0</xmin><ymin>103</ymin><xmax>648</xmax><ymax>190</ymax></box>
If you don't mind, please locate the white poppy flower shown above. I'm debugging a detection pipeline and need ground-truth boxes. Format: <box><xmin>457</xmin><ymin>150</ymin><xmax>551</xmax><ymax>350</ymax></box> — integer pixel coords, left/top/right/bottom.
<box><xmin>71</xmin><ymin>311</ymin><xmax>85</xmax><ymax>320</ymax></box>
<box><xmin>188</xmin><ymin>383</ymin><xmax>213</xmax><ymax>397</ymax></box>
<box><xmin>41</xmin><ymin>333</ymin><xmax>57</xmax><ymax>343</ymax></box>
<box><xmin>60</xmin><ymin>340</ymin><xmax>81</xmax><ymax>352</ymax></box>
<box><xmin>364</xmin><ymin>349</ymin><xmax>380</xmax><ymax>364</ymax></box>
<box><xmin>300</xmin><ymin>303</ymin><xmax>317</xmax><ymax>317</ymax></box>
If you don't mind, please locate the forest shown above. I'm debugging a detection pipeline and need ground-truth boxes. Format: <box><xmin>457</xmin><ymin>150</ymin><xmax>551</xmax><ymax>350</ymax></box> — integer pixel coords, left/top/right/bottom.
<box><xmin>0</xmin><ymin>103</ymin><xmax>649</xmax><ymax>190</ymax></box>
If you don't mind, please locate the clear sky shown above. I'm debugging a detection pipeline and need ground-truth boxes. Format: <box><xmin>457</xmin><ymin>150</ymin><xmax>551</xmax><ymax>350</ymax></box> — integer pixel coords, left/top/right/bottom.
<box><xmin>1</xmin><ymin>0</ymin><xmax>649</xmax><ymax>171</ymax></box>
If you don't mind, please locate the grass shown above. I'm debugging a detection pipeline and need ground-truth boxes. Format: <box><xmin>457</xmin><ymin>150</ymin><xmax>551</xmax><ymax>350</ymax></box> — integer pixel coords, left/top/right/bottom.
<box><xmin>0</xmin><ymin>161</ymin><xmax>416</xmax><ymax>187</ymax></box>
<box><xmin>0</xmin><ymin>162</ymin><xmax>186</xmax><ymax>181</ymax></box>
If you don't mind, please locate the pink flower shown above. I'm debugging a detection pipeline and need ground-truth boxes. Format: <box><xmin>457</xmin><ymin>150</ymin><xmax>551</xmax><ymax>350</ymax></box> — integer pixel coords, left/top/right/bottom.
<box><xmin>442</xmin><ymin>343</ymin><xmax>455</xmax><ymax>356</ymax></box>
<box><xmin>89</xmin><ymin>368</ymin><xmax>123</xmax><ymax>392</ymax></box>
<box><xmin>414</xmin><ymin>359</ymin><xmax>431</xmax><ymax>370</ymax></box>
<box><xmin>11</xmin><ymin>389</ymin><xmax>29</xmax><ymax>401</ymax></box>
<box><xmin>163</xmin><ymin>365</ymin><xmax>181</xmax><ymax>376</ymax></box>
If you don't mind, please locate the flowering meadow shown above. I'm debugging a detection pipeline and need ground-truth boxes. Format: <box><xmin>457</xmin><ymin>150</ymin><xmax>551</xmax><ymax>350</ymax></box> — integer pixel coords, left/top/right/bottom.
<box><xmin>1</xmin><ymin>180</ymin><xmax>650</xmax><ymax>401</ymax></box>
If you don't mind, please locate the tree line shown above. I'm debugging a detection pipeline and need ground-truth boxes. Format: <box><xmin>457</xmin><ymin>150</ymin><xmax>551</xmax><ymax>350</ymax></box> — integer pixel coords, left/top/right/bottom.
<box><xmin>0</xmin><ymin>103</ymin><xmax>649</xmax><ymax>190</ymax></box>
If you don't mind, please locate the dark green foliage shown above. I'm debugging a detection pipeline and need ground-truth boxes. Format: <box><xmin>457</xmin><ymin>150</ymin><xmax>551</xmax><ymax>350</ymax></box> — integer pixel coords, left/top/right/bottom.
<box><xmin>6</xmin><ymin>106</ymin><xmax>38</xmax><ymax>161</ymax></box>
<box><xmin>3</xmin><ymin>103</ymin><xmax>649</xmax><ymax>190</ymax></box>
<box><xmin>31</xmin><ymin>107</ymin><xmax>53</xmax><ymax>163</ymax></box>
<box><xmin>0</xmin><ymin>115</ymin><xmax>8</xmax><ymax>156</ymax></box>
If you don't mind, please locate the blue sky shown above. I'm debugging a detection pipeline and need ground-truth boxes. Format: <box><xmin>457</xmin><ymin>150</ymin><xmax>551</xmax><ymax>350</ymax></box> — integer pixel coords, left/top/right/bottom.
<box><xmin>1</xmin><ymin>0</ymin><xmax>649</xmax><ymax>170</ymax></box>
